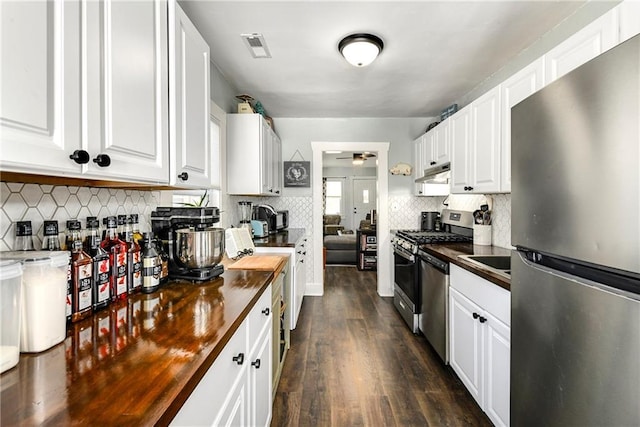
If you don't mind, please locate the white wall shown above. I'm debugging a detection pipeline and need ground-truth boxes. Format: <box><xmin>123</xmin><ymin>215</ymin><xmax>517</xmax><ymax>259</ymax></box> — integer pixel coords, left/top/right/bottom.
<box><xmin>273</xmin><ymin>117</ymin><xmax>435</xmax><ymax>197</ymax></box>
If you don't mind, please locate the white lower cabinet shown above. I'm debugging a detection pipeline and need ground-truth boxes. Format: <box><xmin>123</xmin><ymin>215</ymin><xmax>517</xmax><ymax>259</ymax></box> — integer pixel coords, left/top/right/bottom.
<box><xmin>449</xmin><ymin>265</ymin><xmax>510</xmax><ymax>427</ymax></box>
<box><xmin>171</xmin><ymin>284</ymin><xmax>272</xmax><ymax>427</ymax></box>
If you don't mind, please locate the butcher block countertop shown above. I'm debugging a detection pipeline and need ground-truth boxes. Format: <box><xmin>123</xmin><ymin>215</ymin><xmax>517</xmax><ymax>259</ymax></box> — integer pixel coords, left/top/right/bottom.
<box><xmin>0</xmin><ymin>267</ymin><xmax>279</xmax><ymax>426</ymax></box>
<box><xmin>421</xmin><ymin>243</ymin><xmax>512</xmax><ymax>291</ymax></box>
<box><xmin>252</xmin><ymin>228</ymin><xmax>305</xmax><ymax>248</ymax></box>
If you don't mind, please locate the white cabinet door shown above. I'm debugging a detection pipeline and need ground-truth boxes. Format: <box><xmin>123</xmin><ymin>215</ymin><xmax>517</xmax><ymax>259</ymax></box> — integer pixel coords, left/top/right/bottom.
<box><xmin>619</xmin><ymin>0</ymin><xmax>640</xmax><ymax>43</ymax></box>
<box><xmin>433</xmin><ymin>121</ymin><xmax>450</xmax><ymax>165</ymax></box>
<box><xmin>215</xmin><ymin>368</ymin><xmax>249</xmax><ymax>427</ymax></box>
<box><xmin>0</xmin><ymin>0</ymin><xmax>82</xmax><ymax>176</ymax></box>
<box><xmin>412</xmin><ymin>135</ymin><xmax>424</xmax><ymax>196</ymax></box>
<box><xmin>545</xmin><ymin>8</ymin><xmax>619</xmax><ymax>83</ymax></box>
<box><xmin>169</xmin><ymin>2</ymin><xmax>211</xmax><ymax>188</ymax></box>
<box><xmin>227</xmin><ymin>114</ymin><xmax>282</xmax><ymax>196</ymax></box>
<box><xmin>249</xmin><ymin>327</ymin><xmax>272</xmax><ymax>427</ymax></box>
<box><xmin>293</xmin><ymin>238</ymin><xmax>307</xmax><ymax>329</ymax></box>
<box><xmin>484</xmin><ymin>311</ymin><xmax>511</xmax><ymax>427</ymax></box>
<box><xmin>85</xmin><ymin>0</ymin><xmax>169</xmax><ymax>183</ymax></box>
<box><xmin>449</xmin><ymin>287</ymin><xmax>484</xmax><ymax>407</ymax></box>
<box><xmin>450</xmin><ymin>106</ymin><xmax>472</xmax><ymax>193</ymax></box>
<box><xmin>423</xmin><ymin>132</ymin><xmax>437</xmax><ymax>168</ymax></box>
<box><xmin>500</xmin><ymin>57</ymin><xmax>545</xmax><ymax>192</ymax></box>
<box><xmin>471</xmin><ymin>86</ymin><xmax>501</xmax><ymax>193</ymax></box>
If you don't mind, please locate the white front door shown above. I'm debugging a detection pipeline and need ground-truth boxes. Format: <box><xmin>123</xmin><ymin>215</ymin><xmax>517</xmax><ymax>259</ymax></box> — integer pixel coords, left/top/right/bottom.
<box><xmin>352</xmin><ymin>177</ymin><xmax>377</xmax><ymax>230</ymax></box>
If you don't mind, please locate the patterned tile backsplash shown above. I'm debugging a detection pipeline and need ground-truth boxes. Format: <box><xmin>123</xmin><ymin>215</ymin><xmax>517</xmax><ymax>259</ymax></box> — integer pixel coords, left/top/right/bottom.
<box><xmin>0</xmin><ymin>182</ymin><xmax>161</xmax><ymax>251</ymax></box>
<box><xmin>0</xmin><ymin>181</ymin><xmax>512</xmax><ymax>288</ymax></box>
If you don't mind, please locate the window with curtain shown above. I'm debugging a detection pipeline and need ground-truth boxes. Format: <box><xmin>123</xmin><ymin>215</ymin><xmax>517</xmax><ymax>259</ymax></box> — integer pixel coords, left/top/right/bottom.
<box><xmin>324</xmin><ymin>179</ymin><xmax>343</xmax><ymax>215</ymax></box>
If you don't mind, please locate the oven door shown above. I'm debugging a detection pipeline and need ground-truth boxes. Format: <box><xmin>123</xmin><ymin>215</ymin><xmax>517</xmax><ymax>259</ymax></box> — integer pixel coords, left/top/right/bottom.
<box><xmin>393</xmin><ymin>247</ymin><xmax>418</xmax><ymax>304</ymax></box>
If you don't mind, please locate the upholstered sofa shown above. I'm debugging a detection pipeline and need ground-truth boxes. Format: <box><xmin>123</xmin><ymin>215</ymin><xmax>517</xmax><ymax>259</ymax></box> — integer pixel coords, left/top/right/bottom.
<box><xmin>323</xmin><ymin>233</ymin><xmax>357</xmax><ymax>265</ymax></box>
<box><xmin>323</xmin><ymin>214</ymin><xmax>344</xmax><ymax>235</ymax></box>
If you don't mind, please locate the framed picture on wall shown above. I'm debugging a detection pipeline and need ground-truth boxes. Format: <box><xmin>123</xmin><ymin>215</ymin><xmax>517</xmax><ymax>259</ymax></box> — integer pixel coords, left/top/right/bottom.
<box><xmin>284</xmin><ymin>161</ymin><xmax>310</xmax><ymax>187</ymax></box>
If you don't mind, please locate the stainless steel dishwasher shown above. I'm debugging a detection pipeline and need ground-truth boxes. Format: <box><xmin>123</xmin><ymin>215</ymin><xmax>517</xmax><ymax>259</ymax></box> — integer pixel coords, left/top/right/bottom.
<box><xmin>418</xmin><ymin>250</ymin><xmax>449</xmax><ymax>364</ymax></box>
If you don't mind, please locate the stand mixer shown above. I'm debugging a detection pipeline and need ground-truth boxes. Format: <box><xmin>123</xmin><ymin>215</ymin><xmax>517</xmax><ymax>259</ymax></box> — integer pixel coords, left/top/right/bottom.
<box><xmin>151</xmin><ymin>207</ymin><xmax>225</xmax><ymax>281</ymax></box>
<box><xmin>238</xmin><ymin>201</ymin><xmax>254</xmax><ymax>235</ymax></box>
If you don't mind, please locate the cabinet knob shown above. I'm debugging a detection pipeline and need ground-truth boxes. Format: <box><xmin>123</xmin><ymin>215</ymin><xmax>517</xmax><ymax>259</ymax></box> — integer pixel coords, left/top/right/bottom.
<box><xmin>430</xmin><ymin>161</ymin><xmax>436</xmax><ymax>165</ymax></box>
<box><xmin>275</xmin><ymin>190</ymin><xmax>280</xmax><ymax>194</ymax></box>
<box><xmin>232</xmin><ymin>353</ymin><xmax>245</xmax><ymax>365</ymax></box>
<box><xmin>418</xmin><ymin>191</ymin><xmax>423</xmax><ymax>195</ymax></box>
<box><xmin>262</xmin><ymin>307</ymin><xmax>270</xmax><ymax>316</ymax></box>
<box><xmin>479</xmin><ymin>316</ymin><xmax>487</xmax><ymax>323</ymax></box>
<box><xmin>69</xmin><ymin>150</ymin><xmax>90</xmax><ymax>164</ymax></box>
<box><xmin>251</xmin><ymin>359</ymin><xmax>261</xmax><ymax>369</ymax></box>
<box><xmin>177</xmin><ymin>172</ymin><xmax>189</xmax><ymax>181</ymax></box>
<box><xmin>93</xmin><ymin>154</ymin><xmax>111</xmax><ymax>167</ymax></box>
<box><xmin>472</xmin><ymin>312</ymin><xmax>479</xmax><ymax>319</ymax></box>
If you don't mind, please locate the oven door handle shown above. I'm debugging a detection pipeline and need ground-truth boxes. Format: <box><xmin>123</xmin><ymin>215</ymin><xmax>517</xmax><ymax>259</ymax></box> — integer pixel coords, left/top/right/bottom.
<box><xmin>394</xmin><ymin>247</ymin><xmax>415</xmax><ymax>262</ymax></box>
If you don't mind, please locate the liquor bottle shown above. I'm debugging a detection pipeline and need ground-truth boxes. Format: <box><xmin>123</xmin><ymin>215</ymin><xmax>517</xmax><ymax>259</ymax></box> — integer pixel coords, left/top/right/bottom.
<box><xmin>117</xmin><ymin>215</ymin><xmax>127</xmax><ymax>240</ymax></box>
<box><xmin>86</xmin><ymin>217</ymin><xmax>111</xmax><ymax>311</ymax></box>
<box><xmin>124</xmin><ymin>216</ymin><xmax>142</xmax><ymax>294</ymax></box>
<box><xmin>141</xmin><ymin>232</ymin><xmax>161</xmax><ymax>294</ymax></box>
<box><xmin>14</xmin><ymin>221</ymin><xmax>35</xmax><ymax>250</ymax></box>
<box><xmin>42</xmin><ymin>220</ymin><xmax>61</xmax><ymax>251</ymax></box>
<box><xmin>67</xmin><ymin>220</ymin><xmax>93</xmax><ymax>322</ymax></box>
<box><xmin>100</xmin><ymin>216</ymin><xmax>128</xmax><ymax>302</ymax></box>
<box><xmin>130</xmin><ymin>213</ymin><xmax>144</xmax><ymax>245</ymax></box>
<box><xmin>155</xmin><ymin>236</ymin><xmax>169</xmax><ymax>284</ymax></box>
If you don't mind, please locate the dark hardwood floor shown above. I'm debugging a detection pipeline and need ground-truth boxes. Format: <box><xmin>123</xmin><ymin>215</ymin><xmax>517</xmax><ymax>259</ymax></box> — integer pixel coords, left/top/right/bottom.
<box><xmin>271</xmin><ymin>266</ymin><xmax>492</xmax><ymax>427</ymax></box>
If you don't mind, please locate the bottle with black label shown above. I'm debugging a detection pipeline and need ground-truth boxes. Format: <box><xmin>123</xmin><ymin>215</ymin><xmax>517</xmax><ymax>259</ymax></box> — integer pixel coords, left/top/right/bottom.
<box><xmin>86</xmin><ymin>217</ymin><xmax>111</xmax><ymax>310</ymax></box>
<box><xmin>141</xmin><ymin>232</ymin><xmax>161</xmax><ymax>293</ymax></box>
<box><xmin>100</xmin><ymin>216</ymin><xmax>128</xmax><ymax>301</ymax></box>
<box><xmin>124</xmin><ymin>216</ymin><xmax>142</xmax><ymax>294</ymax></box>
<box><xmin>67</xmin><ymin>220</ymin><xmax>93</xmax><ymax>322</ymax></box>
<box><xmin>42</xmin><ymin>220</ymin><xmax>61</xmax><ymax>251</ymax></box>
<box><xmin>14</xmin><ymin>221</ymin><xmax>35</xmax><ymax>250</ymax></box>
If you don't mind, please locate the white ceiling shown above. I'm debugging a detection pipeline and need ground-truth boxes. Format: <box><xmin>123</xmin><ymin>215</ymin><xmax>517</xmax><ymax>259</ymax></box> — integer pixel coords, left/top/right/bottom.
<box><xmin>179</xmin><ymin>1</ymin><xmax>587</xmax><ymax>118</ymax></box>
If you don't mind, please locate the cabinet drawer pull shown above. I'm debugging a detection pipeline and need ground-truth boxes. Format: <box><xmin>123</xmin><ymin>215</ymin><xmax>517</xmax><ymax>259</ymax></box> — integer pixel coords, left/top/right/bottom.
<box><xmin>177</xmin><ymin>172</ymin><xmax>189</xmax><ymax>181</ymax></box>
<box><xmin>251</xmin><ymin>359</ymin><xmax>261</xmax><ymax>369</ymax></box>
<box><xmin>479</xmin><ymin>316</ymin><xmax>487</xmax><ymax>323</ymax></box>
<box><xmin>430</xmin><ymin>161</ymin><xmax>436</xmax><ymax>165</ymax></box>
<box><xmin>93</xmin><ymin>154</ymin><xmax>111</xmax><ymax>167</ymax></box>
<box><xmin>69</xmin><ymin>150</ymin><xmax>90</xmax><ymax>164</ymax></box>
<box><xmin>232</xmin><ymin>353</ymin><xmax>244</xmax><ymax>365</ymax></box>
<box><xmin>472</xmin><ymin>312</ymin><xmax>479</xmax><ymax>319</ymax></box>
<box><xmin>262</xmin><ymin>307</ymin><xmax>270</xmax><ymax>316</ymax></box>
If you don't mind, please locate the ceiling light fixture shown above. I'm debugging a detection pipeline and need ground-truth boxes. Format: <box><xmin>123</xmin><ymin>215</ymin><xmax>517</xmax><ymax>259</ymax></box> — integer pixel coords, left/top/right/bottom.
<box><xmin>352</xmin><ymin>158</ymin><xmax>364</xmax><ymax>165</ymax></box>
<box><xmin>338</xmin><ymin>33</ymin><xmax>384</xmax><ymax>67</ymax></box>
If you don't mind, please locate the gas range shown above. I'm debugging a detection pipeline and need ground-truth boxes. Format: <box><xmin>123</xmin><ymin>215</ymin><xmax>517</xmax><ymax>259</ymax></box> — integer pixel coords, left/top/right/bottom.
<box><xmin>392</xmin><ymin>209</ymin><xmax>475</xmax><ymax>255</ymax></box>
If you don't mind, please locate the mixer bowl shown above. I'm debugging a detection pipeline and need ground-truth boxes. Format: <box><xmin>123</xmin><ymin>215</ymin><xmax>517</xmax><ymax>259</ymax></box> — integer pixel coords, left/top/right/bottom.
<box><xmin>175</xmin><ymin>227</ymin><xmax>225</xmax><ymax>269</ymax></box>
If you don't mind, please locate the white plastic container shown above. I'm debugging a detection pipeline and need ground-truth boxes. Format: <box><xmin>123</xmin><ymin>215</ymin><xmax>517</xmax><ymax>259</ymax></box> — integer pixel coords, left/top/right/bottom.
<box><xmin>0</xmin><ymin>260</ymin><xmax>22</xmax><ymax>373</ymax></box>
<box><xmin>0</xmin><ymin>251</ymin><xmax>69</xmax><ymax>353</ymax></box>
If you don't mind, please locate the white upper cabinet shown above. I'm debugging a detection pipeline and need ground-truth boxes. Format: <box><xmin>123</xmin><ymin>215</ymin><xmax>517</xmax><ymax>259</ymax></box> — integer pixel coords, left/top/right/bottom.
<box><xmin>450</xmin><ymin>105</ymin><xmax>472</xmax><ymax>193</ymax></box>
<box><xmin>412</xmin><ymin>131</ymin><xmax>449</xmax><ymax>197</ymax></box>
<box><xmin>499</xmin><ymin>57</ymin><xmax>545</xmax><ymax>192</ymax></box>
<box><xmin>544</xmin><ymin>7</ymin><xmax>619</xmax><ymax>83</ymax></box>
<box><xmin>618</xmin><ymin>0</ymin><xmax>640</xmax><ymax>43</ymax></box>
<box><xmin>433</xmin><ymin>121</ymin><xmax>451</xmax><ymax>165</ymax></box>
<box><xmin>84</xmin><ymin>0</ymin><xmax>169</xmax><ymax>183</ymax></box>
<box><xmin>227</xmin><ymin>114</ymin><xmax>282</xmax><ymax>196</ymax></box>
<box><xmin>169</xmin><ymin>1</ymin><xmax>211</xmax><ymax>188</ymax></box>
<box><xmin>0</xmin><ymin>0</ymin><xmax>82</xmax><ymax>176</ymax></box>
<box><xmin>451</xmin><ymin>87</ymin><xmax>501</xmax><ymax>194</ymax></box>
<box><xmin>1</xmin><ymin>0</ymin><xmax>169</xmax><ymax>184</ymax></box>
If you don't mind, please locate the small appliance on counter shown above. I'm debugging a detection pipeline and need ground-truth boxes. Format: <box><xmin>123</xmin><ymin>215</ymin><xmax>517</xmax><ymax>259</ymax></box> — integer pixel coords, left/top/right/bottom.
<box><xmin>251</xmin><ymin>219</ymin><xmax>269</xmax><ymax>238</ymax></box>
<box><xmin>151</xmin><ymin>207</ymin><xmax>225</xmax><ymax>282</ymax></box>
<box><xmin>421</xmin><ymin>211</ymin><xmax>441</xmax><ymax>231</ymax></box>
<box><xmin>253</xmin><ymin>204</ymin><xmax>288</xmax><ymax>234</ymax></box>
<box><xmin>238</xmin><ymin>201</ymin><xmax>254</xmax><ymax>236</ymax></box>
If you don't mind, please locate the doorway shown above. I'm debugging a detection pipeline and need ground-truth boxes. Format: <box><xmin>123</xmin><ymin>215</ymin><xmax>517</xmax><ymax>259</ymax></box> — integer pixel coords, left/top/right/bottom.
<box><xmin>310</xmin><ymin>141</ymin><xmax>391</xmax><ymax>297</ymax></box>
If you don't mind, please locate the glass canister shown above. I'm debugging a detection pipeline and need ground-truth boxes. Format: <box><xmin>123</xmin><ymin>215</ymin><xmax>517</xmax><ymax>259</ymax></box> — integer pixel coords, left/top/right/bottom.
<box><xmin>0</xmin><ymin>260</ymin><xmax>23</xmax><ymax>373</ymax></box>
<box><xmin>0</xmin><ymin>251</ymin><xmax>69</xmax><ymax>353</ymax></box>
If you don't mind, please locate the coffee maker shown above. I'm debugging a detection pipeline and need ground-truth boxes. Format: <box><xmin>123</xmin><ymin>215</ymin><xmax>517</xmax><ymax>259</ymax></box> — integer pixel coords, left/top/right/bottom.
<box><xmin>151</xmin><ymin>207</ymin><xmax>225</xmax><ymax>281</ymax></box>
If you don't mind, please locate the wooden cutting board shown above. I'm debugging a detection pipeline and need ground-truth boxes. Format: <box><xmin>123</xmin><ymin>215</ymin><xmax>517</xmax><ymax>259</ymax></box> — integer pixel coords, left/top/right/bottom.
<box><xmin>227</xmin><ymin>255</ymin><xmax>284</xmax><ymax>272</ymax></box>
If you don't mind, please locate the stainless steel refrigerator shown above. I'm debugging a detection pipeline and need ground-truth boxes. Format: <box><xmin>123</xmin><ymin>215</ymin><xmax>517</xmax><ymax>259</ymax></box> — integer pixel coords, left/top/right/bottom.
<box><xmin>511</xmin><ymin>34</ymin><xmax>640</xmax><ymax>426</ymax></box>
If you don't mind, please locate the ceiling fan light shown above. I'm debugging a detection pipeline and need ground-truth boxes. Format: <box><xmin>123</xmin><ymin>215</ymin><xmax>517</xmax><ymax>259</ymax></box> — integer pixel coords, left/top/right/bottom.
<box><xmin>339</xmin><ymin>34</ymin><xmax>383</xmax><ymax>67</ymax></box>
<box><xmin>352</xmin><ymin>159</ymin><xmax>365</xmax><ymax>165</ymax></box>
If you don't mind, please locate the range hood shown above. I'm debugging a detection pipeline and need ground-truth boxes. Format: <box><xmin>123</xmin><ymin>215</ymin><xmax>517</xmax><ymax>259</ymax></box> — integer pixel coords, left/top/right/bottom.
<box><xmin>415</xmin><ymin>162</ymin><xmax>451</xmax><ymax>184</ymax></box>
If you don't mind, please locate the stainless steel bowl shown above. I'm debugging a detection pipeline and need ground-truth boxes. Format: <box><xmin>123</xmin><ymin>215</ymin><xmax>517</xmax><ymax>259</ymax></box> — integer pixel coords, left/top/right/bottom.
<box><xmin>175</xmin><ymin>227</ymin><xmax>225</xmax><ymax>269</ymax></box>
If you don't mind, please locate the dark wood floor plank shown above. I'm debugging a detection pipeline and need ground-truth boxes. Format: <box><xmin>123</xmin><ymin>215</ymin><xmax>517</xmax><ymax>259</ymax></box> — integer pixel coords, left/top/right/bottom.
<box><xmin>271</xmin><ymin>266</ymin><xmax>491</xmax><ymax>427</ymax></box>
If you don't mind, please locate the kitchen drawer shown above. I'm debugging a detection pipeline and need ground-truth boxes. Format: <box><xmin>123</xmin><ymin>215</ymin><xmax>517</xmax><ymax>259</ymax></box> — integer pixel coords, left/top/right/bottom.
<box><xmin>247</xmin><ymin>285</ymin><xmax>272</xmax><ymax>354</ymax></box>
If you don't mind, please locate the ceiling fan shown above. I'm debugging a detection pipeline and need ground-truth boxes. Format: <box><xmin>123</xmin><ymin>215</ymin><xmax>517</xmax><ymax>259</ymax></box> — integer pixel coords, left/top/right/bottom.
<box><xmin>336</xmin><ymin>152</ymin><xmax>377</xmax><ymax>162</ymax></box>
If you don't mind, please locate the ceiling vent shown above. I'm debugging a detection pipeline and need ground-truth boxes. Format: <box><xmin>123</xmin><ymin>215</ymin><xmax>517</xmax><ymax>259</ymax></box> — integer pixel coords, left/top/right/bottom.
<box><xmin>241</xmin><ymin>33</ymin><xmax>272</xmax><ymax>59</ymax></box>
